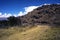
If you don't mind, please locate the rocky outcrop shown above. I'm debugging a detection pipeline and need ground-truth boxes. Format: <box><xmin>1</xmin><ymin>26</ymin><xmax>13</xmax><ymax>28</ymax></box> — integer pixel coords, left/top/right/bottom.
<box><xmin>20</xmin><ymin>4</ymin><xmax>60</xmax><ymax>26</ymax></box>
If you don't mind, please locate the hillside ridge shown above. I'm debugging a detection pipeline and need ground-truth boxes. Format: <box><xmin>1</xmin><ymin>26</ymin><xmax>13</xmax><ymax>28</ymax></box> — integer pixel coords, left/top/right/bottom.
<box><xmin>20</xmin><ymin>4</ymin><xmax>60</xmax><ymax>26</ymax></box>
<box><xmin>0</xmin><ymin>4</ymin><xmax>60</xmax><ymax>27</ymax></box>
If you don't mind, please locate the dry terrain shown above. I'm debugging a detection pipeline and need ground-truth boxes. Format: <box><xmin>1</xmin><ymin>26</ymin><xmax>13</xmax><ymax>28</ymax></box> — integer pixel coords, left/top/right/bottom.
<box><xmin>0</xmin><ymin>25</ymin><xmax>60</xmax><ymax>40</ymax></box>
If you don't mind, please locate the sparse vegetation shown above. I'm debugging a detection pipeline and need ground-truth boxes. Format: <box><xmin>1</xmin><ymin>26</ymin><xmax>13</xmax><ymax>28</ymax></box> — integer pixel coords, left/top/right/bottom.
<box><xmin>0</xmin><ymin>25</ymin><xmax>60</xmax><ymax>40</ymax></box>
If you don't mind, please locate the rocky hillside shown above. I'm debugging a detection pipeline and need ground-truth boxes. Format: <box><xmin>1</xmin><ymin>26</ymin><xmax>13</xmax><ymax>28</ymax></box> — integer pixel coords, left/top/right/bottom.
<box><xmin>0</xmin><ymin>4</ymin><xmax>60</xmax><ymax>27</ymax></box>
<box><xmin>20</xmin><ymin>4</ymin><xmax>60</xmax><ymax>26</ymax></box>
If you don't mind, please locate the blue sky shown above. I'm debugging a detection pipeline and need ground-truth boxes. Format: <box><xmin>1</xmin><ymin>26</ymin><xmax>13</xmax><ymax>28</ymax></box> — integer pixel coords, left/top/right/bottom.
<box><xmin>0</xmin><ymin>0</ymin><xmax>60</xmax><ymax>17</ymax></box>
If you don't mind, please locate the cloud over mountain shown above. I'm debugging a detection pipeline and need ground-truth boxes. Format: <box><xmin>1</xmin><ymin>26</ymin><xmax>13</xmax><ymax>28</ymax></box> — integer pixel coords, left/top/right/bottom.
<box><xmin>0</xmin><ymin>12</ymin><xmax>12</xmax><ymax>18</ymax></box>
<box><xmin>18</xmin><ymin>6</ymin><xmax>39</xmax><ymax>16</ymax></box>
<box><xmin>0</xmin><ymin>6</ymin><xmax>39</xmax><ymax>17</ymax></box>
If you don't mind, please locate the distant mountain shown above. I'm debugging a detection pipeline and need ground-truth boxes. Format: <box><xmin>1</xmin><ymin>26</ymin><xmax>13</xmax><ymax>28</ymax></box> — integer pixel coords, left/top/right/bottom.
<box><xmin>0</xmin><ymin>17</ymin><xmax>7</xmax><ymax>20</ymax></box>
<box><xmin>19</xmin><ymin>4</ymin><xmax>60</xmax><ymax>26</ymax></box>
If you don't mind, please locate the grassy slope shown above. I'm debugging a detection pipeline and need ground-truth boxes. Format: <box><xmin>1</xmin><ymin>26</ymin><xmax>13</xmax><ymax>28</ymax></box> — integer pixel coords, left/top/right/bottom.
<box><xmin>0</xmin><ymin>25</ymin><xmax>60</xmax><ymax>40</ymax></box>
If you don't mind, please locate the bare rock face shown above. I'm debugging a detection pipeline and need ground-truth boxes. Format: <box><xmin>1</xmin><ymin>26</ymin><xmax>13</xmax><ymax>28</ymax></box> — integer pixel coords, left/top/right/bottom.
<box><xmin>20</xmin><ymin>4</ymin><xmax>60</xmax><ymax>26</ymax></box>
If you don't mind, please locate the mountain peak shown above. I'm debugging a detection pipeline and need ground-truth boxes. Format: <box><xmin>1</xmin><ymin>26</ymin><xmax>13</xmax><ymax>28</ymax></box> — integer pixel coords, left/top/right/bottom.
<box><xmin>20</xmin><ymin>4</ymin><xmax>60</xmax><ymax>26</ymax></box>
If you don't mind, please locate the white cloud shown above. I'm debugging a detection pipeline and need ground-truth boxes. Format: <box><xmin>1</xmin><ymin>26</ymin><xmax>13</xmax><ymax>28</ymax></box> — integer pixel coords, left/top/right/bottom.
<box><xmin>0</xmin><ymin>4</ymin><xmax>52</xmax><ymax>17</ymax></box>
<box><xmin>0</xmin><ymin>6</ymin><xmax>39</xmax><ymax>17</ymax></box>
<box><xmin>18</xmin><ymin>11</ymin><xmax>24</xmax><ymax>16</ymax></box>
<box><xmin>6</xmin><ymin>13</ymin><xmax>12</xmax><ymax>17</ymax></box>
<box><xmin>13</xmin><ymin>14</ymin><xmax>17</xmax><ymax>17</ymax></box>
<box><xmin>0</xmin><ymin>12</ymin><xmax>2</xmax><ymax>15</ymax></box>
<box><xmin>18</xmin><ymin>6</ymin><xmax>39</xmax><ymax>16</ymax></box>
<box><xmin>43</xmin><ymin>3</ymin><xmax>50</xmax><ymax>5</ymax></box>
<box><xmin>24</xmin><ymin>6</ymin><xmax>39</xmax><ymax>12</ymax></box>
<box><xmin>0</xmin><ymin>13</ymin><xmax>12</xmax><ymax>18</ymax></box>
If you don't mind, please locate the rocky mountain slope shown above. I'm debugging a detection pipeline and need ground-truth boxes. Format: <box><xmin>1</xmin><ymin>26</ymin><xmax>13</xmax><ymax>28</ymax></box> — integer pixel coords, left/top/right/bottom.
<box><xmin>20</xmin><ymin>4</ymin><xmax>60</xmax><ymax>26</ymax></box>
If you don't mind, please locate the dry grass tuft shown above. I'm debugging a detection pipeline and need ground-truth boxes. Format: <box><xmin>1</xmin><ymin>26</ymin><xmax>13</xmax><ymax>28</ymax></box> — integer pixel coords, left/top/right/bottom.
<box><xmin>0</xmin><ymin>25</ymin><xmax>60</xmax><ymax>40</ymax></box>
